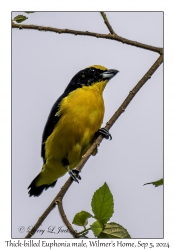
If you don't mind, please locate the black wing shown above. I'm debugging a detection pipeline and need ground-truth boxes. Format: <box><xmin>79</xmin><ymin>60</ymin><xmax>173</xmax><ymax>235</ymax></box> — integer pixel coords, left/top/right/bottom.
<box><xmin>41</xmin><ymin>93</ymin><xmax>64</xmax><ymax>163</ymax></box>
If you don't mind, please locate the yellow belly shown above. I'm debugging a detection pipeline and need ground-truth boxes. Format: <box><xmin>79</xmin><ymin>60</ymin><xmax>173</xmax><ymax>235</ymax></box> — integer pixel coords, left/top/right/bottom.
<box><xmin>37</xmin><ymin>85</ymin><xmax>105</xmax><ymax>186</ymax></box>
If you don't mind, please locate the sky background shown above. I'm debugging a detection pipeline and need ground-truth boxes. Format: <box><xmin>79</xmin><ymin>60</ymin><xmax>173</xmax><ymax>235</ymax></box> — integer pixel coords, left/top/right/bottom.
<box><xmin>12</xmin><ymin>12</ymin><xmax>163</xmax><ymax>239</ymax></box>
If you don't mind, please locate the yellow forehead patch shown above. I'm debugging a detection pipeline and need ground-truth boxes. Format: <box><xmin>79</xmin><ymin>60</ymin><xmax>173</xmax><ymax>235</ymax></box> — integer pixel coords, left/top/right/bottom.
<box><xmin>88</xmin><ymin>65</ymin><xmax>108</xmax><ymax>71</ymax></box>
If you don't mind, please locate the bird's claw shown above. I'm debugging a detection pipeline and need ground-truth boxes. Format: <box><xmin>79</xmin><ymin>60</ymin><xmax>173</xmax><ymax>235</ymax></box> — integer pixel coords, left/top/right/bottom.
<box><xmin>96</xmin><ymin>127</ymin><xmax>112</xmax><ymax>140</ymax></box>
<box><xmin>72</xmin><ymin>169</ymin><xmax>81</xmax><ymax>180</ymax></box>
<box><xmin>68</xmin><ymin>169</ymin><xmax>81</xmax><ymax>183</ymax></box>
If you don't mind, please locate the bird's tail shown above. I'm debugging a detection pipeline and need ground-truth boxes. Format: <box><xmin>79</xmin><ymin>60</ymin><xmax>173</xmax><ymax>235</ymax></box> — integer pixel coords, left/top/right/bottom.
<box><xmin>28</xmin><ymin>175</ymin><xmax>57</xmax><ymax>197</ymax></box>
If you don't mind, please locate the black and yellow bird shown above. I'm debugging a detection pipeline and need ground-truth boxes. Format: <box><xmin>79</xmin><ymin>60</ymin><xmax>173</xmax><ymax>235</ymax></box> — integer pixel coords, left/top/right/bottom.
<box><xmin>28</xmin><ymin>65</ymin><xmax>119</xmax><ymax>197</ymax></box>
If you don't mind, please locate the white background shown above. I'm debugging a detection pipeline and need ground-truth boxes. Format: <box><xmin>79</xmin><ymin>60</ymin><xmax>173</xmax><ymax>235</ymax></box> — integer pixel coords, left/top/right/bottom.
<box><xmin>11</xmin><ymin>11</ymin><xmax>163</xmax><ymax>239</ymax></box>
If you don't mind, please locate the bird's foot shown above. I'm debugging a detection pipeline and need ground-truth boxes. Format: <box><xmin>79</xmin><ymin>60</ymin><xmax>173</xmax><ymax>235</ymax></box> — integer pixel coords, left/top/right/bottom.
<box><xmin>62</xmin><ymin>158</ymin><xmax>81</xmax><ymax>183</ymax></box>
<box><xmin>68</xmin><ymin>169</ymin><xmax>81</xmax><ymax>183</ymax></box>
<box><xmin>95</xmin><ymin>127</ymin><xmax>112</xmax><ymax>140</ymax></box>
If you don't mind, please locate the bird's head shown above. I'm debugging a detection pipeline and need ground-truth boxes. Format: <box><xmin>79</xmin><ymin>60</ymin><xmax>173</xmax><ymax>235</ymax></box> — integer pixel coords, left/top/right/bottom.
<box><xmin>64</xmin><ymin>65</ymin><xmax>119</xmax><ymax>94</ymax></box>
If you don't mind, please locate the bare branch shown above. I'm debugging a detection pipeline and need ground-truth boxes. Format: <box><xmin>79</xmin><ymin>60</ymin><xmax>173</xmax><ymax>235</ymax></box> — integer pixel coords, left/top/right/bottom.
<box><xmin>100</xmin><ymin>12</ymin><xmax>116</xmax><ymax>35</ymax></box>
<box><xmin>55</xmin><ymin>197</ymin><xmax>78</xmax><ymax>238</ymax></box>
<box><xmin>12</xmin><ymin>22</ymin><xmax>162</xmax><ymax>54</ymax></box>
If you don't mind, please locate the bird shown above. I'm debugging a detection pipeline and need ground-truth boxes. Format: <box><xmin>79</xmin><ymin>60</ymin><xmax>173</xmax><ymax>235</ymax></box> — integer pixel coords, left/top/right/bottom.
<box><xmin>28</xmin><ymin>65</ymin><xmax>119</xmax><ymax>197</ymax></box>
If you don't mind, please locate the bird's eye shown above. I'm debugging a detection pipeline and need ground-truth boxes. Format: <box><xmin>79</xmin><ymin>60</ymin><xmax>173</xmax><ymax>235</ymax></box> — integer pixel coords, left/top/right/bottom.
<box><xmin>88</xmin><ymin>68</ymin><xmax>95</xmax><ymax>74</ymax></box>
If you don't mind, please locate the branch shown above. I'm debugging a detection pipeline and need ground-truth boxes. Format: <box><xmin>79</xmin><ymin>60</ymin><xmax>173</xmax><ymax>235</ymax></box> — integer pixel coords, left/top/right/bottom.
<box><xmin>25</xmin><ymin>54</ymin><xmax>163</xmax><ymax>239</ymax></box>
<box><xmin>12</xmin><ymin>22</ymin><xmax>163</xmax><ymax>54</ymax></box>
<box><xmin>100</xmin><ymin>12</ymin><xmax>116</xmax><ymax>35</ymax></box>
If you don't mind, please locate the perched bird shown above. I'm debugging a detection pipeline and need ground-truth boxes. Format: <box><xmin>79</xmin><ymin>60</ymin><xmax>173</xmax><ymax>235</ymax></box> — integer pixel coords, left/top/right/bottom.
<box><xmin>28</xmin><ymin>65</ymin><xmax>119</xmax><ymax>197</ymax></box>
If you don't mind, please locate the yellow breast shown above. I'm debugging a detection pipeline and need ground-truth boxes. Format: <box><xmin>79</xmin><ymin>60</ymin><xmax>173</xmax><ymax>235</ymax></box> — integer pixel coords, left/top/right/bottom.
<box><xmin>45</xmin><ymin>83</ymin><xmax>105</xmax><ymax>168</ymax></box>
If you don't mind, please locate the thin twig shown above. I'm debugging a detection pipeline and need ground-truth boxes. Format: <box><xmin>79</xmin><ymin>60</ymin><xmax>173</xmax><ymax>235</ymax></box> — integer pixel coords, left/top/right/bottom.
<box><xmin>12</xmin><ymin>22</ymin><xmax>163</xmax><ymax>54</ymax></box>
<box><xmin>100</xmin><ymin>12</ymin><xmax>116</xmax><ymax>35</ymax></box>
<box><xmin>77</xmin><ymin>227</ymin><xmax>91</xmax><ymax>236</ymax></box>
<box><xmin>25</xmin><ymin>54</ymin><xmax>163</xmax><ymax>239</ymax></box>
<box><xmin>55</xmin><ymin>194</ymin><xmax>78</xmax><ymax>237</ymax></box>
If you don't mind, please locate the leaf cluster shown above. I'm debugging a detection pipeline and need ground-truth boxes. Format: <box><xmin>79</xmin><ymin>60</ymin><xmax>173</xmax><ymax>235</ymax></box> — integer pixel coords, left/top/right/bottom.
<box><xmin>72</xmin><ymin>182</ymin><xmax>131</xmax><ymax>238</ymax></box>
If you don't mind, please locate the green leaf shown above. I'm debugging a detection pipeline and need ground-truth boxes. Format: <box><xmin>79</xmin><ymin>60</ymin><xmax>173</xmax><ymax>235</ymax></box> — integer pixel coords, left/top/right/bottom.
<box><xmin>24</xmin><ymin>12</ymin><xmax>35</xmax><ymax>14</ymax></box>
<box><xmin>91</xmin><ymin>182</ymin><xmax>114</xmax><ymax>224</ymax></box>
<box><xmin>72</xmin><ymin>211</ymin><xmax>92</xmax><ymax>227</ymax></box>
<box><xmin>144</xmin><ymin>178</ymin><xmax>163</xmax><ymax>187</ymax></box>
<box><xmin>13</xmin><ymin>15</ymin><xmax>28</xmax><ymax>23</ymax></box>
<box><xmin>98</xmin><ymin>222</ymin><xmax>131</xmax><ymax>238</ymax></box>
<box><xmin>91</xmin><ymin>220</ymin><xmax>103</xmax><ymax>237</ymax></box>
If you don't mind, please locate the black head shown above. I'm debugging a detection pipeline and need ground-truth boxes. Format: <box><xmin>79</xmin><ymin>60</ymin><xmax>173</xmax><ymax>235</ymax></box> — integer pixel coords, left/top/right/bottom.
<box><xmin>64</xmin><ymin>65</ymin><xmax>119</xmax><ymax>94</ymax></box>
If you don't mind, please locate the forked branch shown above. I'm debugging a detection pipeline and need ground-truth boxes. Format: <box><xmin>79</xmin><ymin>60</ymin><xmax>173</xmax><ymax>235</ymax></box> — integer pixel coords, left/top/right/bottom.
<box><xmin>12</xmin><ymin>12</ymin><xmax>162</xmax><ymax>55</ymax></box>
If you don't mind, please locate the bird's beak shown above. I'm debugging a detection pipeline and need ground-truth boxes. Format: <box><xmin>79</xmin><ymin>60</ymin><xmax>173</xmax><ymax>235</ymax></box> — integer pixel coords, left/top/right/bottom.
<box><xmin>101</xmin><ymin>69</ymin><xmax>119</xmax><ymax>79</ymax></box>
